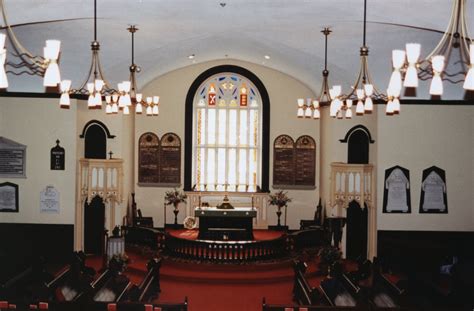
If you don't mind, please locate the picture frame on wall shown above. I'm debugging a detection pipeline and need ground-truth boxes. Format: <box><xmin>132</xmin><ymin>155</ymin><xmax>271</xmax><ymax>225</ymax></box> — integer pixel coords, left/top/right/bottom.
<box><xmin>0</xmin><ymin>182</ymin><xmax>19</xmax><ymax>213</ymax></box>
<box><xmin>383</xmin><ymin>165</ymin><xmax>411</xmax><ymax>213</ymax></box>
<box><xmin>419</xmin><ymin>166</ymin><xmax>448</xmax><ymax>214</ymax></box>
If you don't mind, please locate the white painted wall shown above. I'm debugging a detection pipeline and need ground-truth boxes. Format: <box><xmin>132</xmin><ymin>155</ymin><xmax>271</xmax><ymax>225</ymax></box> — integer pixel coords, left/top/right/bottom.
<box><xmin>135</xmin><ymin>59</ymin><xmax>320</xmax><ymax>229</ymax></box>
<box><xmin>0</xmin><ymin>97</ymin><xmax>77</xmax><ymax>224</ymax></box>
<box><xmin>376</xmin><ymin>104</ymin><xmax>474</xmax><ymax>232</ymax></box>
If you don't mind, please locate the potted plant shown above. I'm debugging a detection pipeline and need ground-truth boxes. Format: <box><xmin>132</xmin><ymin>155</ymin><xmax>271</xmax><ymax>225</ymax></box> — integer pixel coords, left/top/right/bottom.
<box><xmin>268</xmin><ymin>190</ymin><xmax>291</xmax><ymax>227</ymax></box>
<box><xmin>165</xmin><ymin>188</ymin><xmax>187</xmax><ymax>226</ymax></box>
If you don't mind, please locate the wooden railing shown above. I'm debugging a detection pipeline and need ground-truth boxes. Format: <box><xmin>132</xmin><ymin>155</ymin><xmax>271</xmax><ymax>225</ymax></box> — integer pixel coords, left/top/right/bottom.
<box><xmin>163</xmin><ymin>233</ymin><xmax>288</xmax><ymax>263</ymax></box>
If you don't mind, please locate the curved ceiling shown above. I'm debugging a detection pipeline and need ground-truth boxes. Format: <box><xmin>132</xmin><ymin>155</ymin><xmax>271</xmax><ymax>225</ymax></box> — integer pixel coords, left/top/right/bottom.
<box><xmin>3</xmin><ymin>0</ymin><xmax>473</xmax><ymax>99</ymax></box>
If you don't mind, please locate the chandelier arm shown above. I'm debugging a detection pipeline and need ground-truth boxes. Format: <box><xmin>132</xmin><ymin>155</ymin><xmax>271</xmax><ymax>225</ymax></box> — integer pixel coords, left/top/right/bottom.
<box><xmin>95</xmin><ymin>54</ymin><xmax>115</xmax><ymax>92</ymax></box>
<box><xmin>77</xmin><ymin>52</ymin><xmax>97</xmax><ymax>91</ymax></box>
<box><xmin>425</xmin><ymin>0</ymin><xmax>458</xmax><ymax>60</ymax></box>
<box><xmin>6</xmin><ymin>69</ymin><xmax>44</xmax><ymax>76</ymax></box>
<box><xmin>1</xmin><ymin>0</ymin><xmax>45</xmax><ymax>67</ymax></box>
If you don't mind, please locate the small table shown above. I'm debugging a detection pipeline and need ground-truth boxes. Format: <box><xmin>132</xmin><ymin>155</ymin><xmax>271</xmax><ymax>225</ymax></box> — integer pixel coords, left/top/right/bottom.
<box><xmin>194</xmin><ymin>207</ymin><xmax>257</xmax><ymax>240</ymax></box>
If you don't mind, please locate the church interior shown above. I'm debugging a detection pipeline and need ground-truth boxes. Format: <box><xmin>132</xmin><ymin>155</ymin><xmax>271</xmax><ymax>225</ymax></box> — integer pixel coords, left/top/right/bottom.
<box><xmin>0</xmin><ymin>0</ymin><xmax>473</xmax><ymax>310</ymax></box>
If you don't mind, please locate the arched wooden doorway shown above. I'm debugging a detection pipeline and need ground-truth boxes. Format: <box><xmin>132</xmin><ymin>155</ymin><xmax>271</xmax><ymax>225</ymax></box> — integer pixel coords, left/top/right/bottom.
<box><xmin>84</xmin><ymin>195</ymin><xmax>105</xmax><ymax>255</ymax></box>
<box><xmin>346</xmin><ymin>200</ymin><xmax>368</xmax><ymax>260</ymax></box>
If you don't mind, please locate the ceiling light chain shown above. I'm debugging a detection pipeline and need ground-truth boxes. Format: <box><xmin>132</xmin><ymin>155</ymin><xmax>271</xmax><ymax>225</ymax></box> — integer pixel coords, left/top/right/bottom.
<box><xmin>297</xmin><ymin>27</ymin><xmax>333</xmax><ymax>120</ymax></box>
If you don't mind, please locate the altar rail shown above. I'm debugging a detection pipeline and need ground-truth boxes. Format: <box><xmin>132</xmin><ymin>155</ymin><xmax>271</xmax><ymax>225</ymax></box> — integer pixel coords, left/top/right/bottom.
<box><xmin>163</xmin><ymin>233</ymin><xmax>288</xmax><ymax>263</ymax></box>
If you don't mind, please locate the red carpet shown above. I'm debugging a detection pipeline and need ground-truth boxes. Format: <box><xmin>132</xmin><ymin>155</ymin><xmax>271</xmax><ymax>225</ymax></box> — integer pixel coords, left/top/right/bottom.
<box><xmin>167</xmin><ymin>228</ymin><xmax>284</xmax><ymax>241</ymax></box>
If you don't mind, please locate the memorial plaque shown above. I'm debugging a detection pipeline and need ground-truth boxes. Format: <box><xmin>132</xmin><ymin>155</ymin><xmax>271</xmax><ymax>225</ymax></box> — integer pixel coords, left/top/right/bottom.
<box><xmin>0</xmin><ymin>137</ymin><xmax>26</xmax><ymax>178</ymax></box>
<box><xmin>0</xmin><ymin>182</ymin><xmax>18</xmax><ymax>212</ymax></box>
<box><xmin>138</xmin><ymin>133</ymin><xmax>160</xmax><ymax>184</ymax></box>
<box><xmin>40</xmin><ymin>185</ymin><xmax>60</xmax><ymax>213</ymax></box>
<box><xmin>420</xmin><ymin>166</ymin><xmax>448</xmax><ymax>213</ymax></box>
<box><xmin>159</xmin><ymin>133</ymin><xmax>181</xmax><ymax>184</ymax></box>
<box><xmin>295</xmin><ymin>135</ymin><xmax>316</xmax><ymax>186</ymax></box>
<box><xmin>273</xmin><ymin>135</ymin><xmax>295</xmax><ymax>186</ymax></box>
<box><xmin>383</xmin><ymin>166</ymin><xmax>411</xmax><ymax>213</ymax></box>
<box><xmin>50</xmin><ymin>140</ymin><xmax>65</xmax><ymax>170</ymax></box>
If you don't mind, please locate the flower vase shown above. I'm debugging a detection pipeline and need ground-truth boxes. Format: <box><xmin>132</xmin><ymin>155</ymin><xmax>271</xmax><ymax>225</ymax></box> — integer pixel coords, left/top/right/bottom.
<box><xmin>173</xmin><ymin>204</ymin><xmax>179</xmax><ymax>225</ymax></box>
<box><xmin>276</xmin><ymin>205</ymin><xmax>283</xmax><ymax>227</ymax></box>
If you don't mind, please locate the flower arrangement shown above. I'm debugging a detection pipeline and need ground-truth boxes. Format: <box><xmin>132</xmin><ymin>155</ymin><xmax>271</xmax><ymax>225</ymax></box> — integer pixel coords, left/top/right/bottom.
<box><xmin>165</xmin><ymin>188</ymin><xmax>187</xmax><ymax>209</ymax></box>
<box><xmin>268</xmin><ymin>190</ymin><xmax>292</xmax><ymax>210</ymax></box>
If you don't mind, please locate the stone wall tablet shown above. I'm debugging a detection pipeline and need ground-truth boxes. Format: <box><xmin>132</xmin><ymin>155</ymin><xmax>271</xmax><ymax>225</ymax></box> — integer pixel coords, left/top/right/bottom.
<box><xmin>383</xmin><ymin>166</ymin><xmax>411</xmax><ymax>213</ymax></box>
<box><xmin>420</xmin><ymin>166</ymin><xmax>448</xmax><ymax>214</ymax></box>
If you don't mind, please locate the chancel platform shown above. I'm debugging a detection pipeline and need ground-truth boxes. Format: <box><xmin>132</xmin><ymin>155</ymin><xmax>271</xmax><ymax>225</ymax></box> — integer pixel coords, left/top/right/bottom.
<box><xmin>194</xmin><ymin>207</ymin><xmax>257</xmax><ymax>240</ymax></box>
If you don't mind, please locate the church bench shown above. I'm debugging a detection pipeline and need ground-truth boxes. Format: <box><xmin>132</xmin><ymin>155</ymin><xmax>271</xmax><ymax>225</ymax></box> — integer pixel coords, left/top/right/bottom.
<box><xmin>22</xmin><ymin>299</ymin><xmax>188</xmax><ymax>311</ymax></box>
<box><xmin>292</xmin><ymin>260</ymin><xmax>322</xmax><ymax>305</ymax></box>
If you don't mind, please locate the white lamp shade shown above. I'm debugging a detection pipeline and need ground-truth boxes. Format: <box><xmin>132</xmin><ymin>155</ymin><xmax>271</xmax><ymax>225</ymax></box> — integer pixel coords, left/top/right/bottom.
<box><xmin>356</xmin><ymin>88</ymin><xmax>364</xmax><ymax>100</ymax></box>
<box><xmin>87</xmin><ymin>95</ymin><xmax>94</xmax><ymax>107</ymax></box>
<box><xmin>112</xmin><ymin>103</ymin><xmax>118</xmax><ymax>113</ymax></box>
<box><xmin>136</xmin><ymin>102</ymin><xmax>143</xmax><ymax>114</ymax></box>
<box><xmin>94</xmin><ymin>93</ymin><xmax>102</xmax><ymax>107</ymax></box>
<box><xmin>43</xmin><ymin>62</ymin><xmax>60</xmax><ymax>86</ymax></box>
<box><xmin>431</xmin><ymin>55</ymin><xmax>445</xmax><ymax>72</ymax></box>
<box><xmin>0</xmin><ymin>50</ymin><xmax>7</xmax><ymax>88</ymax></box>
<box><xmin>329</xmin><ymin>88</ymin><xmax>336</xmax><ymax>100</ymax></box>
<box><xmin>404</xmin><ymin>66</ymin><xmax>419</xmax><ymax>87</ymax></box>
<box><xmin>312</xmin><ymin>100</ymin><xmax>319</xmax><ymax>108</ymax></box>
<box><xmin>153</xmin><ymin>96</ymin><xmax>160</xmax><ymax>104</ymax></box>
<box><xmin>94</xmin><ymin>79</ymin><xmax>104</xmax><ymax>91</ymax></box>
<box><xmin>304</xmin><ymin>107</ymin><xmax>312</xmax><ymax>118</ymax></box>
<box><xmin>146</xmin><ymin>105</ymin><xmax>153</xmax><ymax>115</ymax></box>
<box><xmin>313</xmin><ymin>109</ymin><xmax>320</xmax><ymax>119</ymax></box>
<box><xmin>332</xmin><ymin>85</ymin><xmax>341</xmax><ymax>96</ymax></box>
<box><xmin>123</xmin><ymin>105</ymin><xmax>130</xmax><ymax>115</ymax></box>
<box><xmin>463</xmin><ymin>67</ymin><xmax>474</xmax><ymax>90</ymax></box>
<box><xmin>406</xmin><ymin>43</ymin><xmax>421</xmax><ymax>64</ymax></box>
<box><xmin>345</xmin><ymin>108</ymin><xmax>352</xmax><ymax>119</ymax></box>
<box><xmin>87</xmin><ymin>83</ymin><xmax>94</xmax><ymax>94</ymax></box>
<box><xmin>364</xmin><ymin>97</ymin><xmax>373</xmax><ymax>112</ymax></box>
<box><xmin>105</xmin><ymin>104</ymin><xmax>112</xmax><ymax>114</ymax></box>
<box><xmin>364</xmin><ymin>84</ymin><xmax>374</xmax><ymax>96</ymax></box>
<box><xmin>45</xmin><ymin>40</ymin><xmax>61</xmax><ymax>59</ymax></box>
<box><xmin>297</xmin><ymin>108</ymin><xmax>304</xmax><ymax>118</ymax></box>
<box><xmin>117</xmin><ymin>82</ymin><xmax>124</xmax><ymax>92</ymax></box>
<box><xmin>388</xmin><ymin>71</ymin><xmax>402</xmax><ymax>94</ymax></box>
<box><xmin>60</xmin><ymin>80</ymin><xmax>71</xmax><ymax>93</ymax></box>
<box><xmin>346</xmin><ymin>99</ymin><xmax>353</xmax><ymax>108</ymax></box>
<box><xmin>329</xmin><ymin>101</ymin><xmax>337</xmax><ymax>117</ymax></box>
<box><xmin>392</xmin><ymin>50</ymin><xmax>406</xmax><ymax>69</ymax></box>
<box><xmin>124</xmin><ymin>94</ymin><xmax>132</xmax><ymax>106</ymax></box>
<box><xmin>118</xmin><ymin>95</ymin><xmax>125</xmax><ymax>108</ymax></box>
<box><xmin>297</xmin><ymin>98</ymin><xmax>304</xmax><ymax>107</ymax></box>
<box><xmin>470</xmin><ymin>44</ymin><xmax>474</xmax><ymax>63</ymax></box>
<box><xmin>335</xmin><ymin>98</ymin><xmax>343</xmax><ymax>111</ymax></box>
<box><xmin>336</xmin><ymin>110</ymin><xmax>343</xmax><ymax>119</ymax></box>
<box><xmin>105</xmin><ymin>95</ymin><xmax>111</xmax><ymax>104</ymax></box>
<box><xmin>386</xmin><ymin>100</ymin><xmax>394</xmax><ymax>114</ymax></box>
<box><xmin>136</xmin><ymin>93</ymin><xmax>143</xmax><ymax>102</ymax></box>
<box><xmin>122</xmin><ymin>81</ymin><xmax>131</xmax><ymax>92</ymax></box>
<box><xmin>152</xmin><ymin>105</ymin><xmax>159</xmax><ymax>115</ymax></box>
<box><xmin>112</xmin><ymin>94</ymin><xmax>119</xmax><ymax>103</ymax></box>
<box><xmin>0</xmin><ymin>34</ymin><xmax>6</xmax><ymax>49</ymax></box>
<box><xmin>393</xmin><ymin>98</ymin><xmax>400</xmax><ymax>113</ymax></box>
<box><xmin>146</xmin><ymin>97</ymin><xmax>153</xmax><ymax>105</ymax></box>
<box><xmin>59</xmin><ymin>93</ymin><xmax>70</xmax><ymax>107</ymax></box>
<box><xmin>429</xmin><ymin>75</ymin><xmax>443</xmax><ymax>95</ymax></box>
<box><xmin>356</xmin><ymin>100</ymin><xmax>364</xmax><ymax>114</ymax></box>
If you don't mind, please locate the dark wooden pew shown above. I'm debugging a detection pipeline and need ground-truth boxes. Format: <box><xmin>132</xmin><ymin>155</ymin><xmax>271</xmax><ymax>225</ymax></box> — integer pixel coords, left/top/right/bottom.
<box><xmin>292</xmin><ymin>260</ymin><xmax>321</xmax><ymax>305</ymax></box>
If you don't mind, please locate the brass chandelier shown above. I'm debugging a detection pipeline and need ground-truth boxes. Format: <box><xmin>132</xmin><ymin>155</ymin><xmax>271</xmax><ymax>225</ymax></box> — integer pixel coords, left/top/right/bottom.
<box><xmin>0</xmin><ymin>0</ymin><xmax>62</xmax><ymax>88</ymax></box>
<box><xmin>388</xmin><ymin>0</ymin><xmax>473</xmax><ymax>100</ymax></box>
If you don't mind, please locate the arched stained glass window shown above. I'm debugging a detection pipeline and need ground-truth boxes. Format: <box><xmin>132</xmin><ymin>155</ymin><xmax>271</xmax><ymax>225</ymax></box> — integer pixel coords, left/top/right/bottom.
<box><xmin>192</xmin><ymin>73</ymin><xmax>262</xmax><ymax>192</ymax></box>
